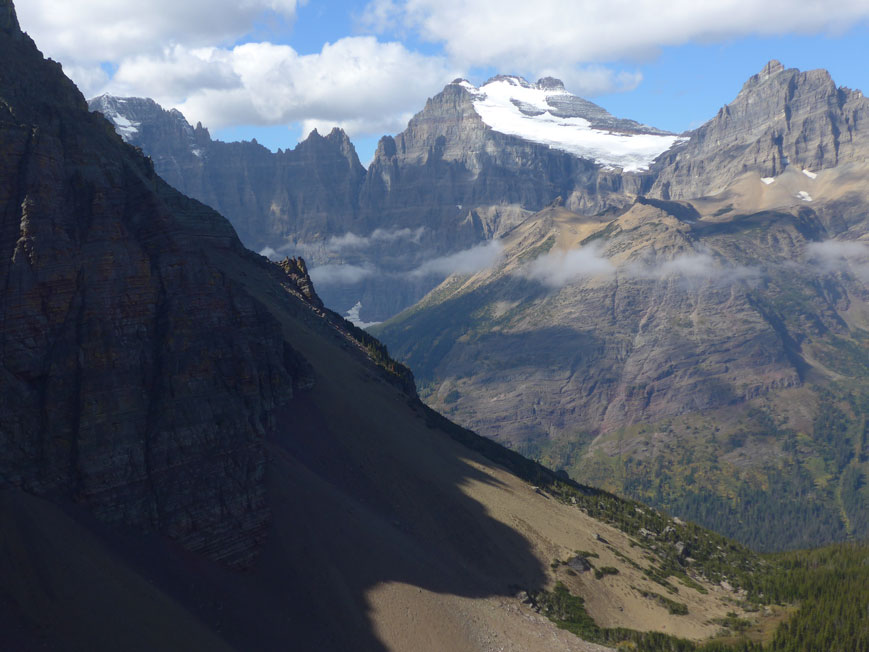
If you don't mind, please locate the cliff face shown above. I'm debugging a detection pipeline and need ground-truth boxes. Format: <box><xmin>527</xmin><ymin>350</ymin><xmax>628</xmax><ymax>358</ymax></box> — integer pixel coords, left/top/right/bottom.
<box><xmin>651</xmin><ymin>60</ymin><xmax>869</xmax><ymax>199</ymax></box>
<box><xmin>1</xmin><ymin>9</ymin><xmax>316</xmax><ymax>566</ymax></box>
<box><xmin>89</xmin><ymin>95</ymin><xmax>367</xmax><ymax>251</ymax></box>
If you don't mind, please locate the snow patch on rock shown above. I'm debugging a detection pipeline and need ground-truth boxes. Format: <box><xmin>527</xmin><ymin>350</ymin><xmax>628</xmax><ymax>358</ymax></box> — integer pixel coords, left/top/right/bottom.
<box><xmin>345</xmin><ymin>301</ymin><xmax>381</xmax><ymax>329</ymax></box>
<box><xmin>108</xmin><ymin>111</ymin><xmax>140</xmax><ymax>141</ymax></box>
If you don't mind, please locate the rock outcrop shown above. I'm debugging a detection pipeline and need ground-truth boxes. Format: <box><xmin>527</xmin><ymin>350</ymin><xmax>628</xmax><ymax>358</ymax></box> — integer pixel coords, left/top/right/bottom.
<box><xmin>277</xmin><ymin>256</ymin><xmax>325</xmax><ymax>310</ymax></box>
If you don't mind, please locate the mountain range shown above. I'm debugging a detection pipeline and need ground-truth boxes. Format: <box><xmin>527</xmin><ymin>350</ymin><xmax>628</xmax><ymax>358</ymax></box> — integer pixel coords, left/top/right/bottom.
<box><xmin>88</xmin><ymin>75</ymin><xmax>686</xmax><ymax>323</ymax></box>
<box><xmin>3</xmin><ymin>0</ymin><xmax>869</xmax><ymax>649</ymax></box>
<box><xmin>88</xmin><ymin>49</ymin><xmax>869</xmax><ymax>552</ymax></box>
<box><xmin>0</xmin><ymin>2</ymin><xmax>797</xmax><ymax>649</ymax></box>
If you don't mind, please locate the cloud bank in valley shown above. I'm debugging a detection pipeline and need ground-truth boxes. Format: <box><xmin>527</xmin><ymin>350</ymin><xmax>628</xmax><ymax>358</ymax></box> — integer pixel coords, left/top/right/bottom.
<box><xmin>410</xmin><ymin>240</ymin><xmax>504</xmax><ymax>277</ymax></box>
<box><xmin>521</xmin><ymin>245</ymin><xmax>760</xmax><ymax>288</ymax></box>
<box><xmin>524</xmin><ymin>245</ymin><xmax>614</xmax><ymax>287</ymax></box>
<box><xmin>806</xmin><ymin>239</ymin><xmax>869</xmax><ymax>280</ymax></box>
<box><xmin>327</xmin><ymin>227</ymin><xmax>426</xmax><ymax>251</ymax></box>
<box><xmin>308</xmin><ymin>263</ymin><xmax>375</xmax><ymax>286</ymax></box>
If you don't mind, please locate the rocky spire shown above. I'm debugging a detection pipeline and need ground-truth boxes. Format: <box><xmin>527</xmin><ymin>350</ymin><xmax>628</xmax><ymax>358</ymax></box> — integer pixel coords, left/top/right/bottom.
<box><xmin>760</xmin><ymin>59</ymin><xmax>785</xmax><ymax>79</ymax></box>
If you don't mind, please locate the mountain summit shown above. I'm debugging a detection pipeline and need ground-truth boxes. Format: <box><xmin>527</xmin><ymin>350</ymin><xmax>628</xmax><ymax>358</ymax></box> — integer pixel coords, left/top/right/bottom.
<box><xmin>453</xmin><ymin>75</ymin><xmax>679</xmax><ymax>171</ymax></box>
<box><xmin>651</xmin><ymin>60</ymin><xmax>869</xmax><ymax>199</ymax></box>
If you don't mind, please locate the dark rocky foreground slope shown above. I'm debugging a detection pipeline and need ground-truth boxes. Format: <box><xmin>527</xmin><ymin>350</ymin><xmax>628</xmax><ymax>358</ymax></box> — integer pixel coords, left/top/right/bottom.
<box><xmin>1</xmin><ymin>3</ymin><xmax>784</xmax><ymax>650</ymax></box>
<box><xmin>0</xmin><ymin>4</ymin><xmax>325</xmax><ymax>567</ymax></box>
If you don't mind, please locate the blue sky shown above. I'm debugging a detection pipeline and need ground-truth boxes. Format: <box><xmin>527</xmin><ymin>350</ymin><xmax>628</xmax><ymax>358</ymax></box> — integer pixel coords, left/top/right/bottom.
<box><xmin>16</xmin><ymin>0</ymin><xmax>869</xmax><ymax>164</ymax></box>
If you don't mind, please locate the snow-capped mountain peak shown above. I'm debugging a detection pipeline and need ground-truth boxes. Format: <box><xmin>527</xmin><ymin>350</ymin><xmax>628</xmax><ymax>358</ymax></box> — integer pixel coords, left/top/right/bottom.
<box><xmin>453</xmin><ymin>76</ymin><xmax>683</xmax><ymax>172</ymax></box>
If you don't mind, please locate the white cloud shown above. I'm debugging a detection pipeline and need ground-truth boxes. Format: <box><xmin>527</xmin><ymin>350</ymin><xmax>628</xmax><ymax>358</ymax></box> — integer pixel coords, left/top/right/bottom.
<box><xmin>16</xmin><ymin>2</ymin><xmax>457</xmax><ymax>139</ymax></box>
<box><xmin>625</xmin><ymin>252</ymin><xmax>761</xmax><ymax>285</ymax></box>
<box><xmin>309</xmin><ymin>264</ymin><xmax>376</xmax><ymax>285</ymax></box>
<box><xmin>411</xmin><ymin>241</ymin><xmax>504</xmax><ymax>277</ymax></box>
<box><xmin>364</xmin><ymin>0</ymin><xmax>869</xmax><ymax>75</ymax></box>
<box><xmin>524</xmin><ymin>245</ymin><xmax>614</xmax><ymax>287</ymax></box>
<box><xmin>806</xmin><ymin>240</ymin><xmax>869</xmax><ymax>280</ymax></box>
<box><xmin>16</xmin><ymin>0</ymin><xmax>302</xmax><ymax>63</ymax></box>
<box><xmin>626</xmin><ymin>253</ymin><xmax>720</xmax><ymax>280</ymax></box>
<box><xmin>522</xmin><ymin>246</ymin><xmax>759</xmax><ymax>288</ymax></box>
<box><xmin>327</xmin><ymin>227</ymin><xmax>426</xmax><ymax>250</ymax></box>
<box><xmin>537</xmin><ymin>66</ymin><xmax>643</xmax><ymax>97</ymax></box>
<box><xmin>103</xmin><ymin>38</ymin><xmax>458</xmax><ymax>136</ymax></box>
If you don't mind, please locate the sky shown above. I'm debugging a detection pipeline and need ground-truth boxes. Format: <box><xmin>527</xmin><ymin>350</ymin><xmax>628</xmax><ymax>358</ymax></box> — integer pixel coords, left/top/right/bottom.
<box><xmin>15</xmin><ymin>0</ymin><xmax>869</xmax><ymax>165</ymax></box>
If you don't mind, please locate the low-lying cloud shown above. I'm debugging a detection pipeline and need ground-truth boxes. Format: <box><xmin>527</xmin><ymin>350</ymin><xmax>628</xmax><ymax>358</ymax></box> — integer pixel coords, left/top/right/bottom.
<box><xmin>309</xmin><ymin>263</ymin><xmax>375</xmax><ymax>285</ymax></box>
<box><xmin>522</xmin><ymin>246</ymin><xmax>759</xmax><ymax>288</ymax></box>
<box><xmin>525</xmin><ymin>245</ymin><xmax>614</xmax><ymax>287</ymax></box>
<box><xmin>411</xmin><ymin>240</ymin><xmax>504</xmax><ymax>277</ymax></box>
<box><xmin>806</xmin><ymin>240</ymin><xmax>869</xmax><ymax>280</ymax></box>
<box><xmin>327</xmin><ymin>227</ymin><xmax>426</xmax><ymax>251</ymax></box>
<box><xmin>627</xmin><ymin>253</ymin><xmax>760</xmax><ymax>283</ymax></box>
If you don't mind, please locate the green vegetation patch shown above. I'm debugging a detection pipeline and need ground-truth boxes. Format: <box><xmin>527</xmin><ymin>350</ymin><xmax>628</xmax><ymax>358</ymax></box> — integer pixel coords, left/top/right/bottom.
<box><xmin>633</xmin><ymin>586</ymin><xmax>690</xmax><ymax>615</ymax></box>
<box><xmin>529</xmin><ymin>543</ymin><xmax>869</xmax><ymax>652</ymax></box>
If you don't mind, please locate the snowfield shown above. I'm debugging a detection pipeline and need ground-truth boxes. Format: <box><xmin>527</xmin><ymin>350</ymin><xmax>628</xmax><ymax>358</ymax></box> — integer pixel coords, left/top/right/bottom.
<box><xmin>461</xmin><ymin>78</ymin><xmax>682</xmax><ymax>172</ymax></box>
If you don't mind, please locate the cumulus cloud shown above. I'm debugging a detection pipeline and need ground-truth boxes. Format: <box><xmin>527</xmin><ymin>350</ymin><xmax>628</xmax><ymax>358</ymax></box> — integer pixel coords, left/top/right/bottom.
<box><xmin>363</xmin><ymin>0</ymin><xmax>869</xmax><ymax>76</ymax></box>
<box><xmin>806</xmin><ymin>240</ymin><xmax>869</xmax><ymax>280</ymax></box>
<box><xmin>537</xmin><ymin>66</ymin><xmax>643</xmax><ymax>97</ymax></box>
<box><xmin>17</xmin><ymin>3</ymin><xmax>458</xmax><ymax>138</ymax></box>
<box><xmin>309</xmin><ymin>264</ymin><xmax>376</xmax><ymax>285</ymax></box>
<box><xmin>524</xmin><ymin>245</ymin><xmax>614</xmax><ymax>287</ymax></box>
<box><xmin>16</xmin><ymin>0</ymin><xmax>302</xmax><ymax>63</ymax></box>
<box><xmin>411</xmin><ymin>241</ymin><xmax>504</xmax><ymax>277</ymax></box>
<box><xmin>103</xmin><ymin>38</ymin><xmax>458</xmax><ymax>136</ymax></box>
<box><xmin>259</xmin><ymin>246</ymin><xmax>279</xmax><ymax>259</ymax></box>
